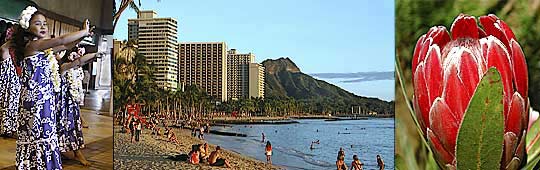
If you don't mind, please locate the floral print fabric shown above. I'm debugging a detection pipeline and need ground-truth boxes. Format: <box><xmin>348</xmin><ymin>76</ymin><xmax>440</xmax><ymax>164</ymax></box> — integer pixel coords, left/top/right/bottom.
<box><xmin>0</xmin><ymin>57</ymin><xmax>20</xmax><ymax>136</ymax></box>
<box><xmin>17</xmin><ymin>52</ymin><xmax>62</xmax><ymax>170</ymax></box>
<box><xmin>57</xmin><ymin>69</ymin><xmax>85</xmax><ymax>152</ymax></box>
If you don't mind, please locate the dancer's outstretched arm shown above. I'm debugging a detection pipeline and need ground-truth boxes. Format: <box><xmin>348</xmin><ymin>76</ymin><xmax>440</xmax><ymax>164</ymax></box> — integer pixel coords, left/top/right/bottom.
<box><xmin>52</xmin><ymin>37</ymin><xmax>84</xmax><ymax>52</ymax></box>
<box><xmin>27</xmin><ymin>19</ymin><xmax>92</xmax><ymax>53</ymax></box>
<box><xmin>60</xmin><ymin>52</ymin><xmax>104</xmax><ymax>73</ymax></box>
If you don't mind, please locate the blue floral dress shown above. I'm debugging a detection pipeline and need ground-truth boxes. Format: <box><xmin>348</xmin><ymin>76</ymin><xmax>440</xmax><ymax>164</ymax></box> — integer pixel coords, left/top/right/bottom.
<box><xmin>57</xmin><ymin>69</ymin><xmax>85</xmax><ymax>152</ymax></box>
<box><xmin>17</xmin><ymin>52</ymin><xmax>62</xmax><ymax>170</ymax></box>
<box><xmin>0</xmin><ymin>57</ymin><xmax>20</xmax><ymax>136</ymax></box>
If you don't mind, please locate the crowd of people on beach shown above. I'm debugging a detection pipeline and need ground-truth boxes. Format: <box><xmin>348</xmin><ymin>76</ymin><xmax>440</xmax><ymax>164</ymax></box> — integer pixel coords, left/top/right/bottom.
<box><xmin>119</xmin><ymin>111</ymin><xmax>236</xmax><ymax>169</ymax></box>
<box><xmin>118</xmin><ymin>109</ymin><xmax>389</xmax><ymax>170</ymax></box>
<box><xmin>335</xmin><ymin>147</ymin><xmax>385</xmax><ymax>170</ymax></box>
<box><xmin>189</xmin><ymin>144</ymin><xmax>232</xmax><ymax>168</ymax></box>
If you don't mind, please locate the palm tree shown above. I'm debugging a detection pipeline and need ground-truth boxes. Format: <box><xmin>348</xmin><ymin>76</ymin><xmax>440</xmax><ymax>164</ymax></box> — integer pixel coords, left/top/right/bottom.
<box><xmin>113</xmin><ymin>0</ymin><xmax>161</xmax><ymax>29</ymax></box>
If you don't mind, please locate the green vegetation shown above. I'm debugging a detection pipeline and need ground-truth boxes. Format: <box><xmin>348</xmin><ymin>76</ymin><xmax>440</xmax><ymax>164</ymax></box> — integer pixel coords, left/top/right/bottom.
<box><xmin>114</xmin><ymin>41</ymin><xmax>393</xmax><ymax>117</ymax></box>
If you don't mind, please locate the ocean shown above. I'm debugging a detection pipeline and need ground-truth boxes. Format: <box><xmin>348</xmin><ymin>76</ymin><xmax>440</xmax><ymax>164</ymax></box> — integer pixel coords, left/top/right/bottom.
<box><xmin>205</xmin><ymin>118</ymin><xmax>394</xmax><ymax>170</ymax></box>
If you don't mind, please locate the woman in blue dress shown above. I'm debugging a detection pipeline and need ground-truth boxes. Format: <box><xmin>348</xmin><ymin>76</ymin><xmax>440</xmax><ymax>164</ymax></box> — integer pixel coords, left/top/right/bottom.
<box><xmin>12</xmin><ymin>6</ymin><xmax>93</xmax><ymax>169</ymax></box>
<box><xmin>0</xmin><ymin>27</ymin><xmax>20</xmax><ymax>137</ymax></box>
<box><xmin>56</xmin><ymin>46</ymin><xmax>103</xmax><ymax>166</ymax></box>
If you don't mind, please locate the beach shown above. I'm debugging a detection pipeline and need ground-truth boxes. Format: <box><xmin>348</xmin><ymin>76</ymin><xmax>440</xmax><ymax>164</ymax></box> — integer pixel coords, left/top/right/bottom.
<box><xmin>206</xmin><ymin>118</ymin><xmax>394</xmax><ymax>170</ymax></box>
<box><xmin>113</xmin><ymin>125</ymin><xmax>281</xmax><ymax>170</ymax></box>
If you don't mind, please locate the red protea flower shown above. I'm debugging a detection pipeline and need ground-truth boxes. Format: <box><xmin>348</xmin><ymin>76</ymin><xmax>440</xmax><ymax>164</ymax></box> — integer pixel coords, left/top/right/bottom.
<box><xmin>412</xmin><ymin>14</ymin><xmax>529</xmax><ymax>169</ymax></box>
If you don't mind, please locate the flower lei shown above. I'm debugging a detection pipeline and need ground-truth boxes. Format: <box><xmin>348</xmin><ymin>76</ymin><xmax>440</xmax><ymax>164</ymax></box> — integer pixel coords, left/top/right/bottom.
<box><xmin>45</xmin><ymin>49</ymin><xmax>61</xmax><ymax>92</ymax></box>
<box><xmin>19</xmin><ymin>6</ymin><xmax>37</xmax><ymax>30</ymax></box>
<box><xmin>67</xmin><ymin>67</ymin><xmax>84</xmax><ymax>102</ymax></box>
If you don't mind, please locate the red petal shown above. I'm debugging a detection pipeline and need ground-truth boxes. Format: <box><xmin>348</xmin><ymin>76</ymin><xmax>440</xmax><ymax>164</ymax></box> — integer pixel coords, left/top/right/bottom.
<box><xmin>414</xmin><ymin>63</ymin><xmax>431</xmax><ymax>130</ymax></box>
<box><xmin>451</xmin><ymin>14</ymin><xmax>479</xmax><ymax>40</ymax></box>
<box><xmin>457</xmin><ymin>48</ymin><xmax>481</xmax><ymax>96</ymax></box>
<box><xmin>416</xmin><ymin>38</ymin><xmax>432</xmax><ymax>76</ymax></box>
<box><xmin>427</xmin><ymin>26</ymin><xmax>451</xmax><ymax>51</ymax></box>
<box><xmin>506</xmin><ymin>92</ymin><xmax>525</xmax><ymax>137</ymax></box>
<box><xmin>478</xmin><ymin>27</ymin><xmax>487</xmax><ymax>38</ymax></box>
<box><xmin>496</xmin><ymin>15</ymin><xmax>517</xmax><ymax>43</ymax></box>
<box><xmin>424</xmin><ymin>45</ymin><xmax>444</xmax><ymax>106</ymax></box>
<box><xmin>413</xmin><ymin>26</ymin><xmax>450</xmax><ymax>80</ymax></box>
<box><xmin>413</xmin><ymin>96</ymin><xmax>427</xmax><ymax>135</ymax></box>
<box><xmin>429</xmin><ymin>98</ymin><xmax>460</xmax><ymax>156</ymax></box>
<box><xmin>479</xmin><ymin>15</ymin><xmax>510</xmax><ymax>49</ymax></box>
<box><xmin>413</xmin><ymin>34</ymin><xmax>427</xmax><ymax>78</ymax></box>
<box><xmin>442</xmin><ymin>49</ymin><xmax>472</xmax><ymax>120</ymax></box>
<box><xmin>503</xmin><ymin>132</ymin><xmax>518</xmax><ymax>166</ymax></box>
<box><xmin>510</xmin><ymin>39</ymin><xmax>528</xmax><ymax>98</ymax></box>
<box><xmin>428</xmin><ymin>128</ymin><xmax>455</xmax><ymax>165</ymax></box>
<box><xmin>481</xmin><ymin>36</ymin><xmax>513</xmax><ymax>114</ymax></box>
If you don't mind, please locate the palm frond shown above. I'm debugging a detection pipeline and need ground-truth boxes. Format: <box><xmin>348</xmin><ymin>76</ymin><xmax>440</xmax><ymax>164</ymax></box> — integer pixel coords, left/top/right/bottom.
<box><xmin>129</xmin><ymin>1</ymin><xmax>140</xmax><ymax>14</ymax></box>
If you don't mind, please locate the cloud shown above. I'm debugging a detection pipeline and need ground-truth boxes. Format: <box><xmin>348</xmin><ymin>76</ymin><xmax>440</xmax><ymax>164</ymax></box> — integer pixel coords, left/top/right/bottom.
<box><xmin>310</xmin><ymin>71</ymin><xmax>394</xmax><ymax>83</ymax></box>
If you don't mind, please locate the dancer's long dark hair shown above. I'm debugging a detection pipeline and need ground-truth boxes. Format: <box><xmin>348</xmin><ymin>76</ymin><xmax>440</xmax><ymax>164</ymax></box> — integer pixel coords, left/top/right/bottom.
<box><xmin>0</xmin><ymin>24</ymin><xmax>14</xmax><ymax>45</ymax></box>
<box><xmin>12</xmin><ymin>10</ymin><xmax>44</xmax><ymax>66</ymax></box>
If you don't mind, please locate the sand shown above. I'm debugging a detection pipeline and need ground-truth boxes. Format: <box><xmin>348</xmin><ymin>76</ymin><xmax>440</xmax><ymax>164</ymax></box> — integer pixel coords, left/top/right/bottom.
<box><xmin>113</xmin><ymin>126</ymin><xmax>282</xmax><ymax>170</ymax></box>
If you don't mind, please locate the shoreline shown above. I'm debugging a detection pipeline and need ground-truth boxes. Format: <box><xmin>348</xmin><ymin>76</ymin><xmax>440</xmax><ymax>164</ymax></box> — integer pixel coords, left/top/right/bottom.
<box><xmin>113</xmin><ymin>125</ymin><xmax>282</xmax><ymax>170</ymax></box>
<box><xmin>208</xmin><ymin>116</ymin><xmax>393</xmax><ymax>125</ymax></box>
<box><xmin>202</xmin><ymin>118</ymin><xmax>395</xmax><ymax>170</ymax></box>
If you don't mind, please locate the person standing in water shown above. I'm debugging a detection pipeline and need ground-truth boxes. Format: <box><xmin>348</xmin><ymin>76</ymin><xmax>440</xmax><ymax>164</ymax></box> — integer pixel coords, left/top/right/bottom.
<box><xmin>265</xmin><ymin>141</ymin><xmax>272</xmax><ymax>164</ymax></box>
<box><xmin>377</xmin><ymin>154</ymin><xmax>385</xmax><ymax>170</ymax></box>
<box><xmin>336</xmin><ymin>147</ymin><xmax>347</xmax><ymax>170</ymax></box>
<box><xmin>262</xmin><ymin>132</ymin><xmax>265</xmax><ymax>142</ymax></box>
<box><xmin>350</xmin><ymin>155</ymin><xmax>364</xmax><ymax>170</ymax></box>
<box><xmin>199</xmin><ymin>126</ymin><xmax>205</xmax><ymax>140</ymax></box>
<box><xmin>13</xmin><ymin>5</ymin><xmax>93</xmax><ymax>169</ymax></box>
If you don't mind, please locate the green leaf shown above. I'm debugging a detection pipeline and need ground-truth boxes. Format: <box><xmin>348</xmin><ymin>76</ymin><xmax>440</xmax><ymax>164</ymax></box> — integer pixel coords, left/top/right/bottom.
<box><xmin>526</xmin><ymin>118</ymin><xmax>540</xmax><ymax>169</ymax></box>
<box><xmin>456</xmin><ymin>68</ymin><xmax>505</xmax><ymax>170</ymax></box>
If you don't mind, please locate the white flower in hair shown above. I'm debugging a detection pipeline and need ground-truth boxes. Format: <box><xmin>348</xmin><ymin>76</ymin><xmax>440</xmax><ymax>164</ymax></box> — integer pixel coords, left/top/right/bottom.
<box><xmin>19</xmin><ymin>6</ymin><xmax>37</xmax><ymax>29</ymax></box>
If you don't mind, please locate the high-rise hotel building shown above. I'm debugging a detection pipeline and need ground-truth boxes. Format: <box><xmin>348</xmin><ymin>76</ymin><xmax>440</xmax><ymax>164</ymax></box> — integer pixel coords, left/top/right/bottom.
<box><xmin>128</xmin><ymin>11</ymin><xmax>178</xmax><ymax>90</ymax></box>
<box><xmin>226</xmin><ymin>49</ymin><xmax>254</xmax><ymax>100</ymax></box>
<box><xmin>178</xmin><ymin>42</ymin><xmax>228</xmax><ymax>101</ymax></box>
<box><xmin>249</xmin><ymin>63</ymin><xmax>265</xmax><ymax>98</ymax></box>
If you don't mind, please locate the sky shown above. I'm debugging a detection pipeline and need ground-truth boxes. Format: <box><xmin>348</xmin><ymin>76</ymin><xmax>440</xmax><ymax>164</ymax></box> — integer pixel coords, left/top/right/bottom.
<box><xmin>114</xmin><ymin>0</ymin><xmax>395</xmax><ymax>101</ymax></box>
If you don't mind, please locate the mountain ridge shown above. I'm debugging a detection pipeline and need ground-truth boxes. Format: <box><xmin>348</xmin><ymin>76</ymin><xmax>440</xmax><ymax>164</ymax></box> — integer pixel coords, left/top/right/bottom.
<box><xmin>261</xmin><ymin>57</ymin><xmax>394</xmax><ymax>115</ymax></box>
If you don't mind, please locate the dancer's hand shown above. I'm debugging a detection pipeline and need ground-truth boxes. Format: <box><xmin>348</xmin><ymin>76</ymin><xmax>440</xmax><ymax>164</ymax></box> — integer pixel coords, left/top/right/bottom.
<box><xmin>82</xmin><ymin>19</ymin><xmax>90</xmax><ymax>34</ymax></box>
<box><xmin>69</xmin><ymin>52</ymin><xmax>81</xmax><ymax>61</ymax></box>
<box><xmin>82</xmin><ymin>19</ymin><xmax>95</xmax><ymax>37</ymax></box>
<box><xmin>55</xmin><ymin>50</ymin><xmax>66</xmax><ymax>61</ymax></box>
<box><xmin>77</xmin><ymin>47</ymin><xmax>86</xmax><ymax>56</ymax></box>
<box><xmin>88</xmin><ymin>26</ymin><xmax>95</xmax><ymax>37</ymax></box>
